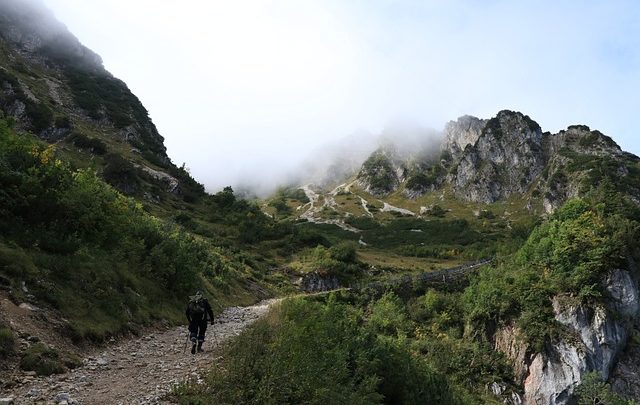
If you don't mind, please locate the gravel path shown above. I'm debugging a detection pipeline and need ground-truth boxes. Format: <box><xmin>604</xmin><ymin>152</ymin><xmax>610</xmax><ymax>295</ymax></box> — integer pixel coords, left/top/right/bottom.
<box><xmin>1</xmin><ymin>299</ymin><xmax>277</xmax><ymax>404</ymax></box>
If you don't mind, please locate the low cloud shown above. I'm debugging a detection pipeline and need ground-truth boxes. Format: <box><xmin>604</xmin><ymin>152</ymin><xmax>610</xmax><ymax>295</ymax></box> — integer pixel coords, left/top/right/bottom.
<box><xmin>37</xmin><ymin>0</ymin><xmax>640</xmax><ymax>196</ymax></box>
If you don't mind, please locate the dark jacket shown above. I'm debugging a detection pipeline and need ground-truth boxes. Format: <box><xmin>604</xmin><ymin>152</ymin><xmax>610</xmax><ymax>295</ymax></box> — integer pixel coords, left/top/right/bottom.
<box><xmin>186</xmin><ymin>298</ymin><xmax>214</xmax><ymax>323</ymax></box>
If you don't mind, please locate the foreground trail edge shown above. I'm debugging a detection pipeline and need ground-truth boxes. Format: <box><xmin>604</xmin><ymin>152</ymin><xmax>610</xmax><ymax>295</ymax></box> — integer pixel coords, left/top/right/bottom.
<box><xmin>1</xmin><ymin>299</ymin><xmax>278</xmax><ymax>405</ymax></box>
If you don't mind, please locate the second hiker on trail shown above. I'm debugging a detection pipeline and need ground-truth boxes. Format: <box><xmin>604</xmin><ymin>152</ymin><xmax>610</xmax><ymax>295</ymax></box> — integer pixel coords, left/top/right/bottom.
<box><xmin>186</xmin><ymin>291</ymin><xmax>215</xmax><ymax>354</ymax></box>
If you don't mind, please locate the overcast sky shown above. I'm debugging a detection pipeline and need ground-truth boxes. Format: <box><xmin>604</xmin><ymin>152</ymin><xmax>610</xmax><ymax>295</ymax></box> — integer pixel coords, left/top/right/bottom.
<box><xmin>41</xmin><ymin>0</ymin><xmax>640</xmax><ymax>193</ymax></box>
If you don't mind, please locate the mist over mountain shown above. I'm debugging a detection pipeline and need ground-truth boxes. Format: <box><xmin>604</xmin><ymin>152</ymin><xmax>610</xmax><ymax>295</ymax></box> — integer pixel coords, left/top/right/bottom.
<box><xmin>36</xmin><ymin>0</ymin><xmax>640</xmax><ymax>197</ymax></box>
<box><xmin>1</xmin><ymin>2</ymin><xmax>640</xmax><ymax>405</ymax></box>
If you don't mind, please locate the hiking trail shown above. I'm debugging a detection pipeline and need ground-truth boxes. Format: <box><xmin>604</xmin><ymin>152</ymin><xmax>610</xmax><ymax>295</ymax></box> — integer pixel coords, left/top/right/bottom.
<box><xmin>1</xmin><ymin>299</ymin><xmax>277</xmax><ymax>405</ymax></box>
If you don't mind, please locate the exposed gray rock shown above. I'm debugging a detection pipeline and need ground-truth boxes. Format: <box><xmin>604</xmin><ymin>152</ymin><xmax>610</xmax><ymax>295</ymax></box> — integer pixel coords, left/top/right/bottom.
<box><xmin>53</xmin><ymin>392</ymin><xmax>70</xmax><ymax>403</ymax></box>
<box><xmin>18</xmin><ymin>303</ymin><xmax>37</xmax><ymax>311</ymax></box>
<box><xmin>494</xmin><ymin>325</ymin><xmax>530</xmax><ymax>383</ymax></box>
<box><xmin>354</xmin><ymin>110</ymin><xmax>635</xmax><ymax>209</ymax></box>
<box><xmin>500</xmin><ymin>268</ymin><xmax>640</xmax><ymax>405</ymax></box>
<box><xmin>489</xmin><ymin>382</ymin><xmax>523</xmax><ymax>405</ymax></box>
<box><xmin>39</xmin><ymin>126</ymin><xmax>70</xmax><ymax>142</ymax></box>
<box><xmin>442</xmin><ymin>115</ymin><xmax>487</xmax><ymax>160</ymax></box>
<box><xmin>451</xmin><ymin>110</ymin><xmax>545</xmax><ymax>203</ymax></box>
<box><xmin>610</xmin><ymin>342</ymin><xmax>640</xmax><ymax>401</ymax></box>
<box><xmin>605</xmin><ymin>269</ymin><xmax>639</xmax><ymax>318</ymax></box>
<box><xmin>299</xmin><ymin>271</ymin><xmax>340</xmax><ymax>293</ymax></box>
<box><xmin>136</xmin><ymin>165</ymin><xmax>180</xmax><ymax>193</ymax></box>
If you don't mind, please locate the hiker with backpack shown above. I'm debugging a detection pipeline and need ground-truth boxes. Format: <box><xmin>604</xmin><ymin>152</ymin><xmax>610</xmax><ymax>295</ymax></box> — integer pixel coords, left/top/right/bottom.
<box><xmin>186</xmin><ymin>291</ymin><xmax>215</xmax><ymax>354</ymax></box>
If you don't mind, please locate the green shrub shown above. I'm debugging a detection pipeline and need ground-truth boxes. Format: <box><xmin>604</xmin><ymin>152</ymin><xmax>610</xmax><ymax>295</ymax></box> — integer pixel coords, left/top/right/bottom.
<box><xmin>20</xmin><ymin>343</ymin><xmax>66</xmax><ymax>376</ymax></box>
<box><xmin>366</xmin><ymin>292</ymin><xmax>411</xmax><ymax>337</ymax></box>
<box><xmin>54</xmin><ymin>116</ymin><xmax>72</xmax><ymax>129</ymax></box>
<box><xmin>102</xmin><ymin>152</ymin><xmax>139</xmax><ymax>193</ymax></box>
<box><xmin>477</xmin><ymin>209</ymin><xmax>495</xmax><ymax>219</ymax></box>
<box><xmin>276</xmin><ymin>187</ymin><xmax>309</xmax><ymax>203</ymax></box>
<box><xmin>68</xmin><ymin>132</ymin><xmax>107</xmax><ymax>155</ymax></box>
<box><xmin>405</xmin><ymin>165</ymin><xmax>444</xmax><ymax>191</ymax></box>
<box><xmin>359</xmin><ymin>151</ymin><xmax>398</xmax><ymax>193</ymax></box>
<box><xmin>268</xmin><ymin>196</ymin><xmax>291</xmax><ymax>215</ymax></box>
<box><xmin>329</xmin><ymin>241</ymin><xmax>358</xmax><ymax>263</ymax></box>
<box><xmin>0</xmin><ymin>70</ymin><xmax>53</xmax><ymax>132</ymax></box>
<box><xmin>0</xmin><ymin>327</ymin><xmax>15</xmax><ymax>358</ymax></box>
<box><xmin>463</xmin><ymin>197</ymin><xmax>639</xmax><ymax>350</ymax></box>
<box><xmin>574</xmin><ymin>372</ymin><xmax>634</xmax><ymax>405</ymax></box>
<box><xmin>426</xmin><ymin>204</ymin><xmax>446</xmax><ymax>217</ymax></box>
<box><xmin>0</xmin><ymin>119</ymin><xmax>245</xmax><ymax>340</ymax></box>
<box><xmin>176</xmin><ymin>297</ymin><xmax>460</xmax><ymax>405</ymax></box>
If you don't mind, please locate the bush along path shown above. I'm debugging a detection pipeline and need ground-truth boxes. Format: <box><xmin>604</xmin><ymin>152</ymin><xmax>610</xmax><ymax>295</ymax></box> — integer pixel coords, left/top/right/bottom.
<box><xmin>1</xmin><ymin>299</ymin><xmax>277</xmax><ymax>405</ymax></box>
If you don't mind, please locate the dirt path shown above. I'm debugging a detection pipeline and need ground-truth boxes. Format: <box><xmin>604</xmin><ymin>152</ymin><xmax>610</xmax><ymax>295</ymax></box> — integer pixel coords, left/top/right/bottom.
<box><xmin>1</xmin><ymin>299</ymin><xmax>278</xmax><ymax>405</ymax></box>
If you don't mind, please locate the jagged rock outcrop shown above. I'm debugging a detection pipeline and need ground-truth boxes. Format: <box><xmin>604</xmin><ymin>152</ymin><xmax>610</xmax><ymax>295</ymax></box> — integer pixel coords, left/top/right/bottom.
<box><xmin>495</xmin><ymin>325</ymin><xmax>530</xmax><ymax>383</ymax></box>
<box><xmin>443</xmin><ymin>115</ymin><xmax>487</xmax><ymax>160</ymax></box>
<box><xmin>611</xmin><ymin>343</ymin><xmax>640</xmax><ymax>400</ymax></box>
<box><xmin>137</xmin><ymin>165</ymin><xmax>180</xmax><ymax>193</ymax></box>
<box><xmin>299</xmin><ymin>271</ymin><xmax>340</xmax><ymax>293</ymax></box>
<box><xmin>356</xmin><ymin>148</ymin><xmax>405</xmax><ymax>196</ymax></box>
<box><xmin>540</xmin><ymin>125</ymin><xmax>631</xmax><ymax>213</ymax></box>
<box><xmin>354</xmin><ymin>110</ymin><xmax>639</xmax><ymax>211</ymax></box>
<box><xmin>451</xmin><ymin>110</ymin><xmax>545</xmax><ymax>203</ymax></box>
<box><xmin>496</xmin><ymin>268</ymin><xmax>639</xmax><ymax>405</ymax></box>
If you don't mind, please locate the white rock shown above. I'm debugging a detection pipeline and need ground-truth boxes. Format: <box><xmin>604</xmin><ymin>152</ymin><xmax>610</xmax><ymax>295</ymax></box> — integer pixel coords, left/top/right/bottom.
<box><xmin>522</xmin><ymin>269</ymin><xmax>638</xmax><ymax>404</ymax></box>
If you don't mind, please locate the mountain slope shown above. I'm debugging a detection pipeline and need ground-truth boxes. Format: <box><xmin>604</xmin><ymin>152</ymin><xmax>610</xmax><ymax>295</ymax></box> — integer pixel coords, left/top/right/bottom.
<box><xmin>0</xmin><ymin>0</ymin><xmax>204</xmax><ymax>206</ymax></box>
<box><xmin>0</xmin><ymin>1</ymin><xmax>285</xmax><ymax>386</ymax></box>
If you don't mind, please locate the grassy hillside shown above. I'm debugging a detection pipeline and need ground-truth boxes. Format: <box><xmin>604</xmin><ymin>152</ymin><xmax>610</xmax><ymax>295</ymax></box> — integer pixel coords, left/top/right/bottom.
<box><xmin>175</xmin><ymin>192</ymin><xmax>640</xmax><ymax>404</ymax></box>
<box><xmin>0</xmin><ymin>119</ymin><xmax>263</xmax><ymax>341</ymax></box>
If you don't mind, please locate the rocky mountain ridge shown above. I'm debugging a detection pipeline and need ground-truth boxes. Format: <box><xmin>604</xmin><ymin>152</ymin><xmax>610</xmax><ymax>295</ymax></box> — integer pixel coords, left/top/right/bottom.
<box><xmin>356</xmin><ymin>110</ymin><xmax>638</xmax><ymax>213</ymax></box>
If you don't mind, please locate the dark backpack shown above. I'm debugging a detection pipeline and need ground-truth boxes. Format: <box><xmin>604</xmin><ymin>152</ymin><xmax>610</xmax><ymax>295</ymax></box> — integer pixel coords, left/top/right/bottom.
<box><xmin>188</xmin><ymin>297</ymin><xmax>206</xmax><ymax>320</ymax></box>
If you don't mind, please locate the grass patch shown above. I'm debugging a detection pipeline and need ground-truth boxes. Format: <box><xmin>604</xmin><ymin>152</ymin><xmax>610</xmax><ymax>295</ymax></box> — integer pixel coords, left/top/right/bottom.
<box><xmin>0</xmin><ymin>327</ymin><xmax>15</xmax><ymax>358</ymax></box>
<box><xmin>19</xmin><ymin>343</ymin><xmax>80</xmax><ymax>376</ymax></box>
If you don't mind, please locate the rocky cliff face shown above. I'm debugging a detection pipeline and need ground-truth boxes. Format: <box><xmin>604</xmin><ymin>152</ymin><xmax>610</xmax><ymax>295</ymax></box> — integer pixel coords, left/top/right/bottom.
<box><xmin>539</xmin><ymin>125</ymin><xmax>631</xmax><ymax>213</ymax></box>
<box><xmin>355</xmin><ymin>110</ymin><xmax>639</xmax><ymax>212</ymax></box>
<box><xmin>442</xmin><ymin>115</ymin><xmax>487</xmax><ymax>160</ymax></box>
<box><xmin>451</xmin><ymin>110</ymin><xmax>545</xmax><ymax>203</ymax></box>
<box><xmin>496</xmin><ymin>268</ymin><xmax>640</xmax><ymax>405</ymax></box>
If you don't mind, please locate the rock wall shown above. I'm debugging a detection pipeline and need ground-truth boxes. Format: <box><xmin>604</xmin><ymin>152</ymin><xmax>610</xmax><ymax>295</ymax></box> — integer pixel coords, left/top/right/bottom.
<box><xmin>443</xmin><ymin>115</ymin><xmax>487</xmax><ymax>160</ymax></box>
<box><xmin>299</xmin><ymin>272</ymin><xmax>340</xmax><ymax>293</ymax></box>
<box><xmin>496</xmin><ymin>268</ymin><xmax>639</xmax><ymax>405</ymax></box>
<box><xmin>451</xmin><ymin>110</ymin><xmax>546</xmax><ymax>203</ymax></box>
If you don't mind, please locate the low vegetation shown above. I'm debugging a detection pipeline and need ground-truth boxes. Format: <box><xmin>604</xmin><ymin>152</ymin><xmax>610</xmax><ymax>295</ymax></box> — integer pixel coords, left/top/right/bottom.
<box><xmin>464</xmin><ymin>194</ymin><xmax>640</xmax><ymax>350</ymax></box>
<box><xmin>19</xmin><ymin>342</ymin><xmax>82</xmax><ymax>376</ymax></box>
<box><xmin>574</xmin><ymin>372</ymin><xmax>635</xmax><ymax>405</ymax></box>
<box><xmin>0</xmin><ymin>325</ymin><xmax>15</xmax><ymax>359</ymax></box>
<box><xmin>358</xmin><ymin>151</ymin><xmax>398</xmax><ymax>194</ymax></box>
<box><xmin>0</xmin><ymin>119</ymin><xmax>258</xmax><ymax>340</ymax></box>
<box><xmin>174</xmin><ymin>294</ymin><xmax>500</xmax><ymax>404</ymax></box>
<box><xmin>175</xmin><ymin>188</ymin><xmax>640</xmax><ymax>404</ymax></box>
